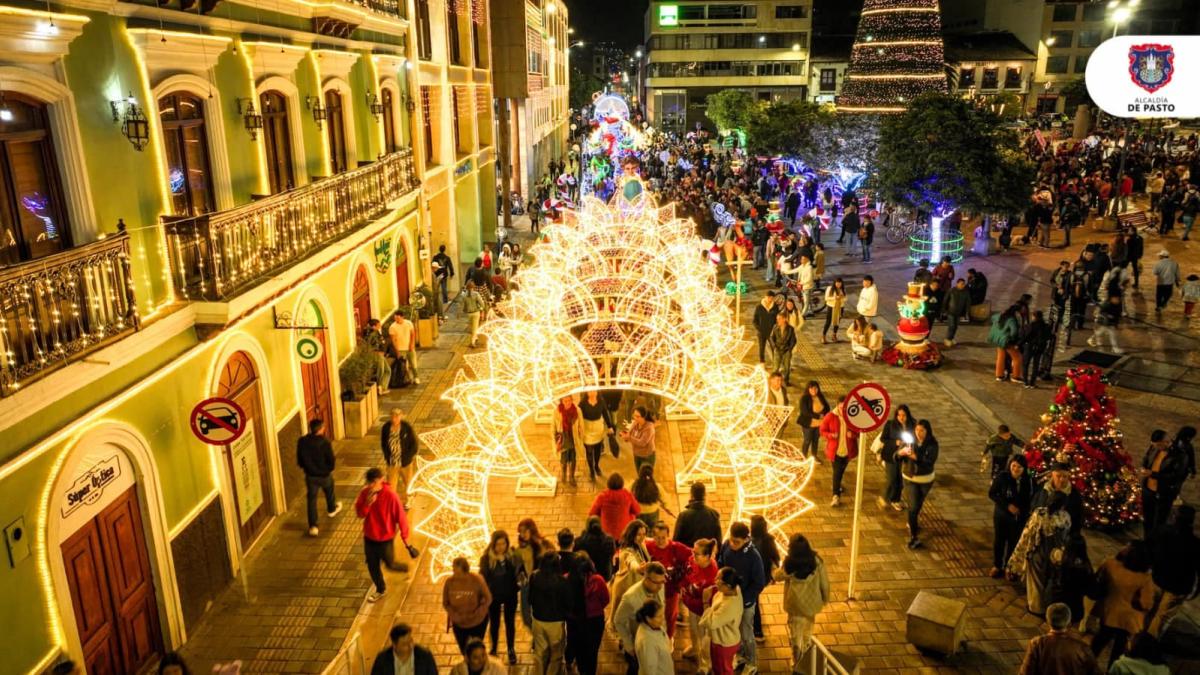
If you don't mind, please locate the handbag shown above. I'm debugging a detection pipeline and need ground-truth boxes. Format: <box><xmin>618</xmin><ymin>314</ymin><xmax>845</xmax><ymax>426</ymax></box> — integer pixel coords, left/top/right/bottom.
<box><xmin>608</xmin><ymin>434</ymin><xmax>621</xmax><ymax>458</ymax></box>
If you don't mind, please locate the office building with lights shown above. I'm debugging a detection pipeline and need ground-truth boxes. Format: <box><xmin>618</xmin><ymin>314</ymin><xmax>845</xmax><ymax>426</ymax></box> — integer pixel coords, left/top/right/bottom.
<box><xmin>642</xmin><ymin>1</ymin><xmax>813</xmax><ymax>132</ymax></box>
<box><xmin>0</xmin><ymin>0</ymin><xmax>496</xmax><ymax>671</ymax></box>
<box><xmin>491</xmin><ymin>0</ymin><xmax>570</xmax><ymax>198</ymax></box>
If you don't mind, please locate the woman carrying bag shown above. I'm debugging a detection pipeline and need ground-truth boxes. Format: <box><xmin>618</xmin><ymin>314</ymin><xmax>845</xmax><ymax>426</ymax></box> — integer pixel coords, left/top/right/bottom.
<box><xmin>774</xmin><ymin>534</ymin><xmax>830</xmax><ymax>670</ymax></box>
<box><xmin>579</xmin><ymin>391</ymin><xmax>617</xmax><ymax>486</ymax></box>
<box><xmin>897</xmin><ymin>419</ymin><xmax>939</xmax><ymax>549</ymax></box>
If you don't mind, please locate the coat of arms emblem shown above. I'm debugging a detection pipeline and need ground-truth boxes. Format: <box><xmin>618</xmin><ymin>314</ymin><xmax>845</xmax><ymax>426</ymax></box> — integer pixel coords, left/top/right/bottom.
<box><xmin>1128</xmin><ymin>44</ymin><xmax>1175</xmax><ymax>93</ymax></box>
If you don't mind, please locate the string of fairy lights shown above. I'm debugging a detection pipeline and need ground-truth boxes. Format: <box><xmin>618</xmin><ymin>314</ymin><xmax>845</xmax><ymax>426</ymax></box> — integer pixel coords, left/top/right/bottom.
<box><xmin>839</xmin><ymin>0</ymin><xmax>948</xmax><ymax>113</ymax></box>
<box><xmin>408</xmin><ymin>194</ymin><xmax>816</xmax><ymax>580</ymax></box>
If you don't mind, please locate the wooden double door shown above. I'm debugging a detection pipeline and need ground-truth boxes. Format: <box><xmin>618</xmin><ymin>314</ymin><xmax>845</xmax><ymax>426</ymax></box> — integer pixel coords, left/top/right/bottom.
<box><xmin>61</xmin><ymin>486</ymin><xmax>163</xmax><ymax>675</ymax></box>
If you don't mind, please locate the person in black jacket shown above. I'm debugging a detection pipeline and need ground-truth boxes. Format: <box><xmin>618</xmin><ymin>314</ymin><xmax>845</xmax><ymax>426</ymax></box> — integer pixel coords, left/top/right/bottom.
<box><xmin>1147</xmin><ymin>505</ymin><xmax>1200</xmax><ymax>636</ymax></box>
<box><xmin>529</xmin><ymin>553</ymin><xmax>572</xmax><ymax>674</ymax></box>
<box><xmin>1020</xmin><ymin>311</ymin><xmax>1053</xmax><ymax>388</ymax></box>
<box><xmin>989</xmin><ymin>455</ymin><xmax>1033</xmax><ymax>578</ymax></box>
<box><xmin>370</xmin><ymin>623</ymin><xmax>438</xmax><ymax>675</ymax></box>
<box><xmin>673</xmin><ymin>482</ymin><xmax>722</xmax><ymax>547</ymax></box>
<box><xmin>860</xmin><ymin>213</ymin><xmax>875</xmax><ymax>263</ymax></box>
<box><xmin>380</xmin><ymin>408</ymin><xmax>418</xmax><ymax>505</ymax></box>
<box><xmin>876</xmin><ymin>405</ymin><xmax>915</xmax><ymax>511</ymax></box>
<box><xmin>297</xmin><ymin>418</ymin><xmax>341</xmax><ymax>536</ymax></box>
<box><xmin>752</xmin><ymin>292</ymin><xmax>780</xmax><ymax>363</ymax></box>
<box><xmin>480</xmin><ymin>530</ymin><xmax>524</xmax><ymax>663</ymax></box>
<box><xmin>574</xmin><ymin>516</ymin><xmax>616</xmax><ymax>580</ymax></box>
<box><xmin>1141</xmin><ymin>428</ymin><xmax>1192</xmax><ymax>535</ymax></box>
<box><xmin>966</xmin><ymin>268</ymin><xmax>988</xmax><ymax>306</ymax></box>
<box><xmin>796</xmin><ymin>381</ymin><xmax>830</xmax><ymax>464</ymax></box>
<box><xmin>898</xmin><ymin>419</ymin><xmax>939</xmax><ymax>549</ymax></box>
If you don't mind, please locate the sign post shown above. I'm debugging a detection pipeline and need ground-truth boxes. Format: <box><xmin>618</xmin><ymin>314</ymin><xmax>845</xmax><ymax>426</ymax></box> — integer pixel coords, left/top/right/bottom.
<box><xmin>842</xmin><ymin>381</ymin><xmax>891</xmax><ymax>600</ymax></box>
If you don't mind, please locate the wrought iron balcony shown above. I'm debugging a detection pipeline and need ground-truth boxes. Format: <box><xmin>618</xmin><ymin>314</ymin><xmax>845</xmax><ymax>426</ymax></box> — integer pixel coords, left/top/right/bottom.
<box><xmin>164</xmin><ymin>148</ymin><xmax>418</xmax><ymax>302</ymax></box>
<box><xmin>0</xmin><ymin>231</ymin><xmax>140</xmax><ymax>397</ymax></box>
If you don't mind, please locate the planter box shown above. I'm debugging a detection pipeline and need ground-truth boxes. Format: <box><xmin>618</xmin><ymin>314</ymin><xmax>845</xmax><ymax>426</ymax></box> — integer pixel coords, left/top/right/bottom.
<box><xmin>366</xmin><ymin>383</ymin><xmax>379</xmax><ymax>421</ymax></box>
<box><xmin>417</xmin><ymin>317</ymin><xmax>435</xmax><ymax>348</ymax></box>
<box><xmin>343</xmin><ymin>396</ymin><xmax>372</xmax><ymax>439</ymax></box>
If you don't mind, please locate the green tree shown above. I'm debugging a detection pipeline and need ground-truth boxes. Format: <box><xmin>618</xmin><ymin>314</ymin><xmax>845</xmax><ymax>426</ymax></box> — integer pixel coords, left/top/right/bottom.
<box><xmin>705</xmin><ymin>90</ymin><xmax>758</xmax><ymax>132</ymax></box>
<box><xmin>746</xmin><ymin>100</ymin><xmax>834</xmax><ymax>159</ymax></box>
<box><xmin>1061</xmin><ymin>77</ymin><xmax>1094</xmax><ymax>112</ymax></box>
<box><xmin>875</xmin><ymin>92</ymin><xmax>1034</xmax><ymax>215</ymax></box>
<box><xmin>569</xmin><ymin>68</ymin><xmax>604</xmax><ymax>111</ymax></box>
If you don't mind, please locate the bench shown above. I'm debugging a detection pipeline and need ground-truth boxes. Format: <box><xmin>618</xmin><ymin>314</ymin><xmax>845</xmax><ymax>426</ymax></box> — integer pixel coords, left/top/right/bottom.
<box><xmin>1117</xmin><ymin>210</ymin><xmax>1152</xmax><ymax>232</ymax></box>
<box><xmin>906</xmin><ymin>591</ymin><xmax>967</xmax><ymax>655</ymax></box>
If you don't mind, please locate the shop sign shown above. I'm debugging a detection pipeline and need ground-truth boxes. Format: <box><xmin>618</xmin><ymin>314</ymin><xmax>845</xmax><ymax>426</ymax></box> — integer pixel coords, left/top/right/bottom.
<box><xmin>61</xmin><ymin>455</ymin><xmax>123</xmax><ymax>519</ymax></box>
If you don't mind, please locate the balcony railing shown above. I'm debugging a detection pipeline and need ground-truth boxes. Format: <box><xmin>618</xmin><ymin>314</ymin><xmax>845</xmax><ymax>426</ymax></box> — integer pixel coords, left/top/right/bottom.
<box><xmin>165</xmin><ymin>149</ymin><xmax>418</xmax><ymax>302</ymax></box>
<box><xmin>0</xmin><ymin>231</ymin><xmax>139</xmax><ymax>397</ymax></box>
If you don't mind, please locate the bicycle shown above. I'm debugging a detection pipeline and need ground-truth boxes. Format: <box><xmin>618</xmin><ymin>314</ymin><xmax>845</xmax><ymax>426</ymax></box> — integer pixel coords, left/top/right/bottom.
<box><xmin>885</xmin><ymin>219</ymin><xmax>925</xmax><ymax>245</ymax></box>
<box><xmin>779</xmin><ymin>277</ymin><xmax>827</xmax><ymax>318</ymax></box>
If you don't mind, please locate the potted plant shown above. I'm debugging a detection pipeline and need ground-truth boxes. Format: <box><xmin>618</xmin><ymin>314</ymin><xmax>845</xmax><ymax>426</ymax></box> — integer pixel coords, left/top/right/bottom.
<box><xmin>339</xmin><ymin>344</ymin><xmax>376</xmax><ymax>438</ymax></box>
<box><xmin>412</xmin><ymin>284</ymin><xmax>439</xmax><ymax>346</ymax></box>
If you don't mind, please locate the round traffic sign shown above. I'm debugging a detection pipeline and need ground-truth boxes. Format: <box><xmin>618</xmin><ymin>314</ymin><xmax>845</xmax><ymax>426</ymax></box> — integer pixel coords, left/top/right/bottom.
<box><xmin>189</xmin><ymin>397</ymin><xmax>247</xmax><ymax>445</ymax></box>
<box><xmin>295</xmin><ymin>335</ymin><xmax>323</xmax><ymax>363</ymax></box>
<box><xmin>843</xmin><ymin>382</ymin><xmax>891</xmax><ymax>433</ymax></box>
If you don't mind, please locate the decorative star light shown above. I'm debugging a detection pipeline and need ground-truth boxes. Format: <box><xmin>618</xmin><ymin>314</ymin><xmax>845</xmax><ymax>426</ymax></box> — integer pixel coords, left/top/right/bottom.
<box><xmin>409</xmin><ymin>193</ymin><xmax>816</xmax><ymax>580</ymax></box>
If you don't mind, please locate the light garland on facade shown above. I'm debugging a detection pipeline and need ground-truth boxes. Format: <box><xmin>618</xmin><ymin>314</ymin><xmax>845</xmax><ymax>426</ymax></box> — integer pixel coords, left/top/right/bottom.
<box><xmin>839</xmin><ymin>0</ymin><xmax>947</xmax><ymax>113</ymax></box>
<box><xmin>409</xmin><ymin>194</ymin><xmax>815</xmax><ymax>579</ymax></box>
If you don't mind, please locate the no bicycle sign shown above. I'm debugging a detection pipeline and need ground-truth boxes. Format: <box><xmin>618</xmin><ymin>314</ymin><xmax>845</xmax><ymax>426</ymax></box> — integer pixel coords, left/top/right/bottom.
<box><xmin>190</xmin><ymin>397</ymin><xmax>247</xmax><ymax>445</ymax></box>
<box><xmin>843</xmin><ymin>382</ymin><xmax>891</xmax><ymax>434</ymax></box>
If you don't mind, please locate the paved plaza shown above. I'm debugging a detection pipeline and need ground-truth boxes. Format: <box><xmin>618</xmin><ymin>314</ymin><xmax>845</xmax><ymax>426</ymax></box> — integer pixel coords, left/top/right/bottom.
<box><xmin>180</xmin><ymin>211</ymin><xmax>1200</xmax><ymax>674</ymax></box>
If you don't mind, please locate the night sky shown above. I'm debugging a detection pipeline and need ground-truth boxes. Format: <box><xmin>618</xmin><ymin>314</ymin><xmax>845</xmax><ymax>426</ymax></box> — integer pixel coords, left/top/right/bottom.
<box><xmin>564</xmin><ymin>0</ymin><xmax>649</xmax><ymax>47</ymax></box>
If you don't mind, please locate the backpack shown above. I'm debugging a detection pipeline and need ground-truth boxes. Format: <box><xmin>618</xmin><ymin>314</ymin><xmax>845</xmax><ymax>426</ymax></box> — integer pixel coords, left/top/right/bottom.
<box><xmin>783</xmin><ymin>561</ymin><xmax>826</xmax><ymax>618</ymax></box>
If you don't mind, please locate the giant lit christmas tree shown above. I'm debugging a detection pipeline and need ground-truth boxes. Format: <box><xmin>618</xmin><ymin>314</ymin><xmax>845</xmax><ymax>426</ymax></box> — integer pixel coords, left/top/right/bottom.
<box><xmin>839</xmin><ymin>0</ymin><xmax>948</xmax><ymax>113</ymax></box>
<box><xmin>1023</xmin><ymin>367</ymin><xmax>1141</xmax><ymax>528</ymax></box>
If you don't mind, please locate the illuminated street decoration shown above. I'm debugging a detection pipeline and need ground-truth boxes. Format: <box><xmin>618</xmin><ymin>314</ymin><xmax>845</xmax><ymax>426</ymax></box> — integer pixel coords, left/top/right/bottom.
<box><xmin>839</xmin><ymin>0</ymin><xmax>947</xmax><ymax>113</ymax></box>
<box><xmin>582</xmin><ymin>94</ymin><xmax>647</xmax><ymax>201</ymax></box>
<box><xmin>907</xmin><ymin>211</ymin><xmax>964</xmax><ymax>264</ymax></box>
<box><xmin>410</xmin><ymin>193</ymin><xmax>815</xmax><ymax>579</ymax></box>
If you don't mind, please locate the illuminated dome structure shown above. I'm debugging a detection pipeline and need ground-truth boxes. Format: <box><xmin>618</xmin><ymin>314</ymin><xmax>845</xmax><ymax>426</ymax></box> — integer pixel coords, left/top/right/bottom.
<box><xmin>410</xmin><ymin>194</ymin><xmax>815</xmax><ymax>579</ymax></box>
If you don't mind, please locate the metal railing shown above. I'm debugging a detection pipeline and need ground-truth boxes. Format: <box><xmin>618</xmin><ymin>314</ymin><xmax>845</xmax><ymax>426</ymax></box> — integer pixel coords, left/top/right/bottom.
<box><xmin>321</xmin><ymin>631</ymin><xmax>366</xmax><ymax>675</ymax></box>
<box><xmin>0</xmin><ymin>231</ymin><xmax>139</xmax><ymax>397</ymax></box>
<box><xmin>807</xmin><ymin>636</ymin><xmax>856</xmax><ymax>675</ymax></box>
<box><xmin>164</xmin><ymin>149</ymin><xmax>417</xmax><ymax>302</ymax></box>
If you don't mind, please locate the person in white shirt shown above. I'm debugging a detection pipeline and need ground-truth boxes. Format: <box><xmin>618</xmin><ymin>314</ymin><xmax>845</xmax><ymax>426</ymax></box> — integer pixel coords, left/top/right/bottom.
<box><xmin>450</xmin><ymin>639</ymin><xmax>506</xmax><ymax>675</ymax></box>
<box><xmin>387</xmin><ymin>310</ymin><xmax>420</xmax><ymax>385</ymax></box>
<box><xmin>634</xmin><ymin>599</ymin><xmax>673</xmax><ymax>675</ymax></box>
<box><xmin>701</xmin><ymin>567</ymin><xmax>747</xmax><ymax>675</ymax></box>
<box><xmin>857</xmin><ymin>275</ymin><xmax>879</xmax><ymax>319</ymax></box>
<box><xmin>779</xmin><ymin>254</ymin><xmax>816</xmax><ymax>315</ymax></box>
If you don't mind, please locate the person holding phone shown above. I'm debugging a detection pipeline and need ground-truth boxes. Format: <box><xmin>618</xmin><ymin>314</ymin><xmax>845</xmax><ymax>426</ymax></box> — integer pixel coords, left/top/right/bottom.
<box><xmin>897</xmin><ymin>420</ymin><xmax>939</xmax><ymax>550</ymax></box>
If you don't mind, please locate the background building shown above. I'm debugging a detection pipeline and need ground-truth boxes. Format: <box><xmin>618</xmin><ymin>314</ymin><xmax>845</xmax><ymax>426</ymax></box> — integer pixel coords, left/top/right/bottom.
<box><xmin>0</xmin><ymin>0</ymin><xmax>494</xmax><ymax>671</ymax></box>
<box><xmin>643</xmin><ymin>0</ymin><xmax>814</xmax><ymax>132</ymax></box>
<box><xmin>491</xmin><ymin>0</ymin><xmax>571</xmax><ymax>200</ymax></box>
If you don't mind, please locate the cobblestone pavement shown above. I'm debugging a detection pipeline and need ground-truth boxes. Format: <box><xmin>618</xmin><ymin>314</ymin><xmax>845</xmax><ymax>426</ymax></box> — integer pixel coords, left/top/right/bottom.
<box><xmin>181</xmin><ymin>207</ymin><xmax>1200</xmax><ymax>674</ymax></box>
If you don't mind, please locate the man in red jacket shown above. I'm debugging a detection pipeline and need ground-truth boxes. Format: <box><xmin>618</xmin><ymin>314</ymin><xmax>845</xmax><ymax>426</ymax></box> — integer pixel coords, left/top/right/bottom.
<box><xmin>587</xmin><ymin>472</ymin><xmax>640</xmax><ymax>539</ymax></box>
<box><xmin>646</xmin><ymin>521</ymin><xmax>692</xmax><ymax>638</ymax></box>
<box><xmin>819</xmin><ymin>396</ymin><xmax>860</xmax><ymax>508</ymax></box>
<box><xmin>355</xmin><ymin>467</ymin><xmax>414</xmax><ymax>602</ymax></box>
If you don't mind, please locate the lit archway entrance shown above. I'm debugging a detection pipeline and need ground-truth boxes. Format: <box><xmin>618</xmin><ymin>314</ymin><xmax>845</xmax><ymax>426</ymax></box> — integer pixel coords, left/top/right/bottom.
<box><xmin>394</xmin><ymin>235</ymin><xmax>411</xmax><ymax>308</ymax></box>
<box><xmin>411</xmin><ymin>195</ymin><xmax>815</xmax><ymax>578</ymax></box>
<box><xmin>217</xmin><ymin>351</ymin><xmax>273</xmax><ymax>549</ymax></box>
<box><xmin>297</xmin><ymin>300</ymin><xmax>334</xmax><ymax>435</ymax></box>
<box><xmin>351</xmin><ymin>264</ymin><xmax>372</xmax><ymax>334</ymax></box>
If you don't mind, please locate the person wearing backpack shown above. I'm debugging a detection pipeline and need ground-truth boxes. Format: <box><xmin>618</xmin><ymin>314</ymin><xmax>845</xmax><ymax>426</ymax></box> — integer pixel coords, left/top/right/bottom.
<box><xmin>773</xmin><ymin>534</ymin><xmax>829</xmax><ymax>670</ymax></box>
<box><xmin>462</xmin><ymin>281</ymin><xmax>484</xmax><ymax>348</ymax></box>
<box><xmin>989</xmin><ymin>306</ymin><xmax>1022</xmax><ymax>381</ymax></box>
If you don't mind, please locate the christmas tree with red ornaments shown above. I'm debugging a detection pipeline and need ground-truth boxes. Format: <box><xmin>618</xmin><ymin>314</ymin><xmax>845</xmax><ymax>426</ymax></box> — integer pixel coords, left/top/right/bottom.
<box><xmin>1023</xmin><ymin>367</ymin><xmax>1141</xmax><ymax>528</ymax></box>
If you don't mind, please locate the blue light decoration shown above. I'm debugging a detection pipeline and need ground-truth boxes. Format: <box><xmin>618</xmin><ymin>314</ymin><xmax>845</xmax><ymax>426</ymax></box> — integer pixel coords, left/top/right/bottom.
<box><xmin>168</xmin><ymin>168</ymin><xmax>186</xmax><ymax>194</ymax></box>
<box><xmin>907</xmin><ymin>209</ymin><xmax>964</xmax><ymax>264</ymax></box>
<box><xmin>581</xmin><ymin>93</ymin><xmax>647</xmax><ymax>202</ymax></box>
<box><xmin>771</xmin><ymin>157</ymin><xmax>868</xmax><ymax>207</ymax></box>
<box><xmin>20</xmin><ymin>192</ymin><xmax>56</xmax><ymax>239</ymax></box>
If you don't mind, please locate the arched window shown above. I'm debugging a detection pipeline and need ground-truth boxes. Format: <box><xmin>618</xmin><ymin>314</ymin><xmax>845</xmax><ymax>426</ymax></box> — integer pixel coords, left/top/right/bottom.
<box><xmin>0</xmin><ymin>92</ymin><xmax>71</xmax><ymax>263</ymax></box>
<box><xmin>158</xmin><ymin>92</ymin><xmax>215</xmax><ymax>216</ymax></box>
<box><xmin>259</xmin><ymin>90</ymin><xmax>294</xmax><ymax>193</ymax></box>
<box><xmin>381</xmin><ymin>88</ymin><xmax>398</xmax><ymax>154</ymax></box>
<box><xmin>324</xmin><ymin>89</ymin><xmax>348</xmax><ymax>174</ymax></box>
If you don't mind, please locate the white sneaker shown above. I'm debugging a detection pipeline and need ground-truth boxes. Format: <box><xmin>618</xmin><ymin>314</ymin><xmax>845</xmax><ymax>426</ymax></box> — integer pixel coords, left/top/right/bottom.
<box><xmin>308</xmin><ymin>527</ymin><xmax>319</xmax><ymax>537</ymax></box>
<box><xmin>414</xmin><ymin>378</ymin><xmax>422</xmax><ymax>385</ymax></box>
<box><xmin>327</xmin><ymin>502</ymin><xmax>343</xmax><ymax>518</ymax></box>
<box><xmin>367</xmin><ymin>590</ymin><xmax>385</xmax><ymax>603</ymax></box>
<box><xmin>830</xmin><ymin>495</ymin><xmax>841</xmax><ymax>507</ymax></box>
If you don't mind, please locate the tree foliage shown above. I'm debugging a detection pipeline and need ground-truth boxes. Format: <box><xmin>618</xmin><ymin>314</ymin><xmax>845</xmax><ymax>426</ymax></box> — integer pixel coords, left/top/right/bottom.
<box><xmin>875</xmin><ymin>92</ymin><xmax>1034</xmax><ymax>216</ymax></box>
<box><xmin>746</xmin><ymin>100</ymin><xmax>833</xmax><ymax>159</ymax></box>
<box><xmin>705</xmin><ymin>90</ymin><xmax>758</xmax><ymax>132</ymax></box>
<box><xmin>1061</xmin><ymin>77</ymin><xmax>1094</xmax><ymax>112</ymax></box>
<box><xmin>568</xmin><ymin>68</ymin><xmax>605</xmax><ymax>111</ymax></box>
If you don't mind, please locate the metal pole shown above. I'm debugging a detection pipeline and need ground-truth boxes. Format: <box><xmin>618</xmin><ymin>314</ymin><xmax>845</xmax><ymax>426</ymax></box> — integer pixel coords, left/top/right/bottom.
<box><xmin>847</xmin><ymin>432</ymin><xmax>868</xmax><ymax>599</ymax></box>
<box><xmin>497</xmin><ymin>97</ymin><xmax>513</xmax><ymax>236</ymax></box>
<box><xmin>1110</xmin><ymin>123</ymin><xmax>1129</xmax><ymax>228</ymax></box>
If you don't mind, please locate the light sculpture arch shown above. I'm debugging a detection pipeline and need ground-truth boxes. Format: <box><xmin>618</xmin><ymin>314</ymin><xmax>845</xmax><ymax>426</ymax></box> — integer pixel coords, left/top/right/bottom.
<box><xmin>411</xmin><ymin>194</ymin><xmax>815</xmax><ymax>579</ymax></box>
